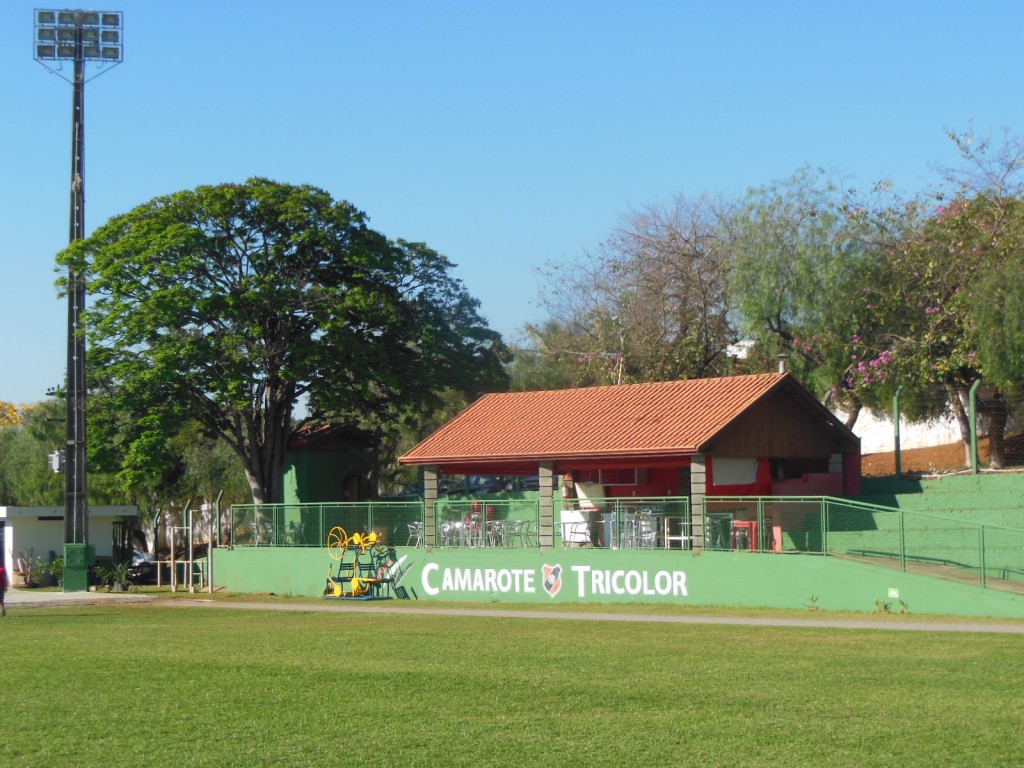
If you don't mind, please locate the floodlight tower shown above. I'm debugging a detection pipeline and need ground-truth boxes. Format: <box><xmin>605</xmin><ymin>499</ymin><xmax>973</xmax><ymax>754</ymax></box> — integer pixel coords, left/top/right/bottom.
<box><xmin>33</xmin><ymin>9</ymin><xmax>122</xmax><ymax>590</ymax></box>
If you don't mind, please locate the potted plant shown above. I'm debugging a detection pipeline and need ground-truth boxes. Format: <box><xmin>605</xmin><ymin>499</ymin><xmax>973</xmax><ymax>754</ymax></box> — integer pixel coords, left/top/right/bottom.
<box><xmin>49</xmin><ymin>556</ymin><xmax>64</xmax><ymax>587</ymax></box>
<box><xmin>91</xmin><ymin>561</ymin><xmax>134</xmax><ymax>592</ymax></box>
<box><xmin>109</xmin><ymin>560</ymin><xmax>135</xmax><ymax>593</ymax></box>
<box><xmin>35</xmin><ymin>556</ymin><xmax>58</xmax><ymax>588</ymax></box>
<box><xmin>92</xmin><ymin>563</ymin><xmax>112</xmax><ymax>590</ymax></box>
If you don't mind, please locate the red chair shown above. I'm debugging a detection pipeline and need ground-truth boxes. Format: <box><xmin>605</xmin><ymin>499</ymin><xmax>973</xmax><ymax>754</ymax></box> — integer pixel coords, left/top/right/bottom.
<box><xmin>731</xmin><ymin>520</ymin><xmax>757</xmax><ymax>551</ymax></box>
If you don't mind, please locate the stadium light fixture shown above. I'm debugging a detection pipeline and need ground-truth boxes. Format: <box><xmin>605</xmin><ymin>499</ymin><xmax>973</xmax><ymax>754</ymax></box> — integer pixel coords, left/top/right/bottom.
<box><xmin>34</xmin><ymin>9</ymin><xmax>122</xmax><ymax>67</ymax></box>
<box><xmin>33</xmin><ymin>9</ymin><xmax>123</xmax><ymax>581</ymax></box>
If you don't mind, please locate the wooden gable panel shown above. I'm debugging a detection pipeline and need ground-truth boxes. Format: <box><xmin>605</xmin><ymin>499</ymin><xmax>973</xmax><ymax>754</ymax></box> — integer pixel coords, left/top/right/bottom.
<box><xmin>707</xmin><ymin>388</ymin><xmax>856</xmax><ymax>458</ymax></box>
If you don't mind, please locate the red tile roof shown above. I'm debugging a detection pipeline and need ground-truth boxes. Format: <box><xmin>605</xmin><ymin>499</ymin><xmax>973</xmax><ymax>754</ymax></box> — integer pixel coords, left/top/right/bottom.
<box><xmin>401</xmin><ymin>372</ymin><xmax>792</xmax><ymax>465</ymax></box>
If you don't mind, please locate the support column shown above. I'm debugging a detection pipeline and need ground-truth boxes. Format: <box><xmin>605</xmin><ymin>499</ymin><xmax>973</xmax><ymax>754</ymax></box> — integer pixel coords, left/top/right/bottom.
<box><xmin>538</xmin><ymin>462</ymin><xmax>554</xmax><ymax>551</ymax></box>
<box><xmin>423</xmin><ymin>466</ymin><xmax>438</xmax><ymax>551</ymax></box>
<box><xmin>690</xmin><ymin>455</ymin><xmax>706</xmax><ymax>553</ymax></box>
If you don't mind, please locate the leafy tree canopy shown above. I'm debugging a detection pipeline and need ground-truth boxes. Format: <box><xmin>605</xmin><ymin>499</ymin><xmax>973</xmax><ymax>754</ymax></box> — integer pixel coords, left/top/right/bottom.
<box><xmin>725</xmin><ymin>167</ymin><xmax>903</xmax><ymax>422</ymax></box>
<box><xmin>0</xmin><ymin>398</ymin><xmax>126</xmax><ymax>507</ymax></box>
<box><xmin>61</xmin><ymin>178</ymin><xmax>508</xmax><ymax>504</ymax></box>
<box><xmin>532</xmin><ymin>196</ymin><xmax>735</xmax><ymax>385</ymax></box>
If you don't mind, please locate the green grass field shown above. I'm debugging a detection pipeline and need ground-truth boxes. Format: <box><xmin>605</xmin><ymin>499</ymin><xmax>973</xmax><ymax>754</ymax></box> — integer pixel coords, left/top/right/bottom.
<box><xmin>2</xmin><ymin>600</ymin><xmax>1022</xmax><ymax>767</ymax></box>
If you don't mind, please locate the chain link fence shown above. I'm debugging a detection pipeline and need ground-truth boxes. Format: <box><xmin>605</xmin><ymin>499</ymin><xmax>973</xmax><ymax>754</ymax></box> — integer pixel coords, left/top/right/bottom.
<box><xmin>230</xmin><ymin>501</ymin><xmax>422</xmax><ymax>549</ymax></box>
<box><xmin>434</xmin><ymin>498</ymin><xmax>539</xmax><ymax>548</ymax></box>
<box><xmin>231</xmin><ymin>494</ymin><xmax>1023</xmax><ymax>592</ymax></box>
<box><xmin>554</xmin><ymin>497</ymin><xmax>692</xmax><ymax>550</ymax></box>
<box><xmin>875</xmin><ymin>385</ymin><xmax>1024</xmax><ymax>473</ymax></box>
<box><xmin>705</xmin><ymin>496</ymin><xmax>1024</xmax><ymax>591</ymax></box>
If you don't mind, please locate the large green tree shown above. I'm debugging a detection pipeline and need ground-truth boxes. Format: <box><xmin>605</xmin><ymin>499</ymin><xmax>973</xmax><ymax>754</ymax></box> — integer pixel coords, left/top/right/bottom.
<box><xmin>62</xmin><ymin>178</ymin><xmax>507</xmax><ymax>504</ymax></box>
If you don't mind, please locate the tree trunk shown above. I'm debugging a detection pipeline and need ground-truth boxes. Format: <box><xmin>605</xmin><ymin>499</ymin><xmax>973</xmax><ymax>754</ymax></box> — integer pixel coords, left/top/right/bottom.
<box><xmin>945</xmin><ymin>381</ymin><xmax>973</xmax><ymax>469</ymax></box>
<box><xmin>984</xmin><ymin>390</ymin><xmax>1008</xmax><ymax>470</ymax></box>
<box><xmin>237</xmin><ymin>390</ymin><xmax>293</xmax><ymax>505</ymax></box>
<box><xmin>246</xmin><ymin>470</ymin><xmax>268</xmax><ymax>505</ymax></box>
<box><xmin>843</xmin><ymin>398</ymin><xmax>862</xmax><ymax>430</ymax></box>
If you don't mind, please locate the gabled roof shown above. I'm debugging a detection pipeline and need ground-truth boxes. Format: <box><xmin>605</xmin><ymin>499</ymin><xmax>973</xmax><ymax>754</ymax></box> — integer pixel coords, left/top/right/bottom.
<box><xmin>288</xmin><ymin>423</ymin><xmax>372</xmax><ymax>450</ymax></box>
<box><xmin>401</xmin><ymin>372</ymin><xmax>833</xmax><ymax>466</ymax></box>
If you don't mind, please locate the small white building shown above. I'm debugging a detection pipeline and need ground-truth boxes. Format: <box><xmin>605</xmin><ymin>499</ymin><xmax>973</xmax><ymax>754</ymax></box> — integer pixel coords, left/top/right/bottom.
<box><xmin>1</xmin><ymin>505</ymin><xmax>138</xmax><ymax>584</ymax></box>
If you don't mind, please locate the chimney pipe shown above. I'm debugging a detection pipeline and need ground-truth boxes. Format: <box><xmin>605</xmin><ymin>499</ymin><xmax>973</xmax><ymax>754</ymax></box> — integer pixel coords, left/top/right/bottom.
<box><xmin>777</xmin><ymin>354</ymin><xmax>788</xmax><ymax>373</ymax></box>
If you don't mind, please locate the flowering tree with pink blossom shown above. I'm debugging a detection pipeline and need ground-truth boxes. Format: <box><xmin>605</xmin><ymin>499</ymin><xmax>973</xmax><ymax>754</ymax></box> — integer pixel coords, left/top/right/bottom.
<box><xmin>526</xmin><ymin>134</ymin><xmax>1024</xmax><ymax>470</ymax></box>
<box><xmin>726</xmin><ymin>167</ymin><xmax>900</xmax><ymax>427</ymax></box>
<box><xmin>855</xmin><ymin>130</ymin><xmax>1024</xmax><ymax>467</ymax></box>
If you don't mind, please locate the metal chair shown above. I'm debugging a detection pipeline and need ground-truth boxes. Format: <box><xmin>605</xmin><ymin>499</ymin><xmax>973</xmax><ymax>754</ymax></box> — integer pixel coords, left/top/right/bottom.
<box><xmin>506</xmin><ymin>520</ymin><xmax>529</xmax><ymax>548</ymax></box>
<box><xmin>407</xmin><ymin>521</ymin><xmax>423</xmax><ymax>547</ymax></box>
<box><xmin>287</xmin><ymin>521</ymin><xmax>306</xmax><ymax>545</ymax></box>
<box><xmin>440</xmin><ymin>520</ymin><xmax>463</xmax><ymax>548</ymax></box>
<box><xmin>487</xmin><ymin>519</ymin><xmax>504</xmax><ymax>548</ymax></box>
<box><xmin>619</xmin><ymin>515</ymin><xmax>639</xmax><ymax>549</ymax></box>
<box><xmin>637</xmin><ymin>511</ymin><xmax>658</xmax><ymax>548</ymax></box>
<box><xmin>663</xmin><ymin>516</ymin><xmax>690</xmax><ymax>549</ymax></box>
<box><xmin>560</xmin><ymin>520</ymin><xmax>591</xmax><ymax>547</ymax></box>
<box><xmin>520</xmin><ymin>519</ymin><xmax>536</xmax><ymax>547</ymax></box>
<box><xmin>502</xmin><ymin>520</ymin><xmax>518</xmax><ymax>547</ymax></box>
<box><xmin>464</xmin><ymin>517</ymin><xmax>484</xmax><ymax>548</ymax></box>
<box><xmin>260</xmin><ymin>521</ymin><xmax>276</xmax><ymax>546</ymax></box>
<box><xmin>572</xmin><ymin>521</ymin><xmax>591</xmax><ymax>547</ymax></box>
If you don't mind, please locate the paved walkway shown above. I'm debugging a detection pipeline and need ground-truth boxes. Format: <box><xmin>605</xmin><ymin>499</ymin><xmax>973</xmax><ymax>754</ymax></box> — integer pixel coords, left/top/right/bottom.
<box><xmin>159</xmin><ymin>600</ymin><xmax>1024</xmax><ymax>634</ymax></box>
<box><xmin>6</xmin><ymin>586</ymin><xmax>1024</xmax><ymax>634</ymax></box>
<box><xmin>4</xmin><ymin>586</ymin><xmax>154</xmax><ymax>609</ymax></box>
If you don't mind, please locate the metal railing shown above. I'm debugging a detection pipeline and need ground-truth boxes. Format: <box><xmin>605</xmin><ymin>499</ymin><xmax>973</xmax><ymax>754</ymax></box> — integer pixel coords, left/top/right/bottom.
<box><xmin>704</xmin><ymin>496</ymin><xmax>1024</xmax><ymax>590</ymax></box>
<box><xmin>229</xmin><ymin>496</ymin><xmax>694</xmax><ymax>551</ymax></box>
<box><xmin>554</xmin><ymin>497</ymin><xmax>692</xmax><ymax>550</ymax></box>
<box><xmin>434</xmin><ymin>498</ymin><xmax>539</xmax><ymax>548</ymax></box>
<box><xmin>230</xmin><ymin>501</ymin><xmax>422</xmax><ymax>549</ymax></box>
<box><xmin>229</xmin><ymin>495</ymin><xmax>1024</xmax><ymax>590</ymax></box>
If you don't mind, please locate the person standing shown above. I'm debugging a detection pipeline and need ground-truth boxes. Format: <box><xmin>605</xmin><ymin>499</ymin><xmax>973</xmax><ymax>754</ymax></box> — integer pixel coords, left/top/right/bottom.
<box><xmin>0</xmin><ymin>562</ymin><xmax>7</xmax><ymax>617</ymax></box>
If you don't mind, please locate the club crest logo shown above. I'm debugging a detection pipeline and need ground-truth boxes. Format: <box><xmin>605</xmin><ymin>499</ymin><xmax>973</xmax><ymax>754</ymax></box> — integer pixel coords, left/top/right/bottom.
<box><xmin>542</xmin><ymin>564</ymin><xmax>562</xmax><ymax>598</ymax></box>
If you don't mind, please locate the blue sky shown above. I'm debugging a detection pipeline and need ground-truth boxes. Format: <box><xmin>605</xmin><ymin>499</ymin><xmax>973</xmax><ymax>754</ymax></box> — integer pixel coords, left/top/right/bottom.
<box><xmin>3</xmin><ymin>0</ymin><xmax>1024</xmax><ymax>405</ymax></box>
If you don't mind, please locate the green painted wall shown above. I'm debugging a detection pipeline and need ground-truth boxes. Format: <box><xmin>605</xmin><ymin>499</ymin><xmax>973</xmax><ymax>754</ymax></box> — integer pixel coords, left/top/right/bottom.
<box><xmin>211</xmin><ymin>546</ymin><xmax>1024</xmax><ymax>619</ymax></box>
<box><xmin>283</xmin><ymin>447</ymin><xmax>372</xmax><ymax>504</ymax></box>
<box><xmin>844</xmin><ymin>475</ymin><xmax>1024</xmax><ymax>587</ymax></box>
<box><xmin>217</xmin><ymin>474</ymin><xmax>1024</xmax><ymax>619</ymax></box>
<box><xmin>859</xmin><ymin>474</ymin><xmax>1024</xmax><ymax>529</ymax></box>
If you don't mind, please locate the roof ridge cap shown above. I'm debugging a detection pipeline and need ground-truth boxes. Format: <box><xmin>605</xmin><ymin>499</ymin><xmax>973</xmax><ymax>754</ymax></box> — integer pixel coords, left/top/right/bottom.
<box><xmin>491</xmin><ymin>371</ymin><xmax>786</xmax><ymax>398</ymax></box>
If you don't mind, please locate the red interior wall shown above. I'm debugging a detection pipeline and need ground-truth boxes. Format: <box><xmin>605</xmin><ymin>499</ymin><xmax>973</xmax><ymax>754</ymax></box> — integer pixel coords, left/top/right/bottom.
<box><xmin>602</xmin><ymin>466</ymin><xmax>680</xmax><ymax>498</ymax></box>
<box><xmin>844</xmin><ymin>453</ymin><xmax>861</xmax><ymax>496</ymax></box>
<box><xmin>770</xmin><ymin>473</ymin><xmax>843</xmax><ymax>496</ymax></box>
